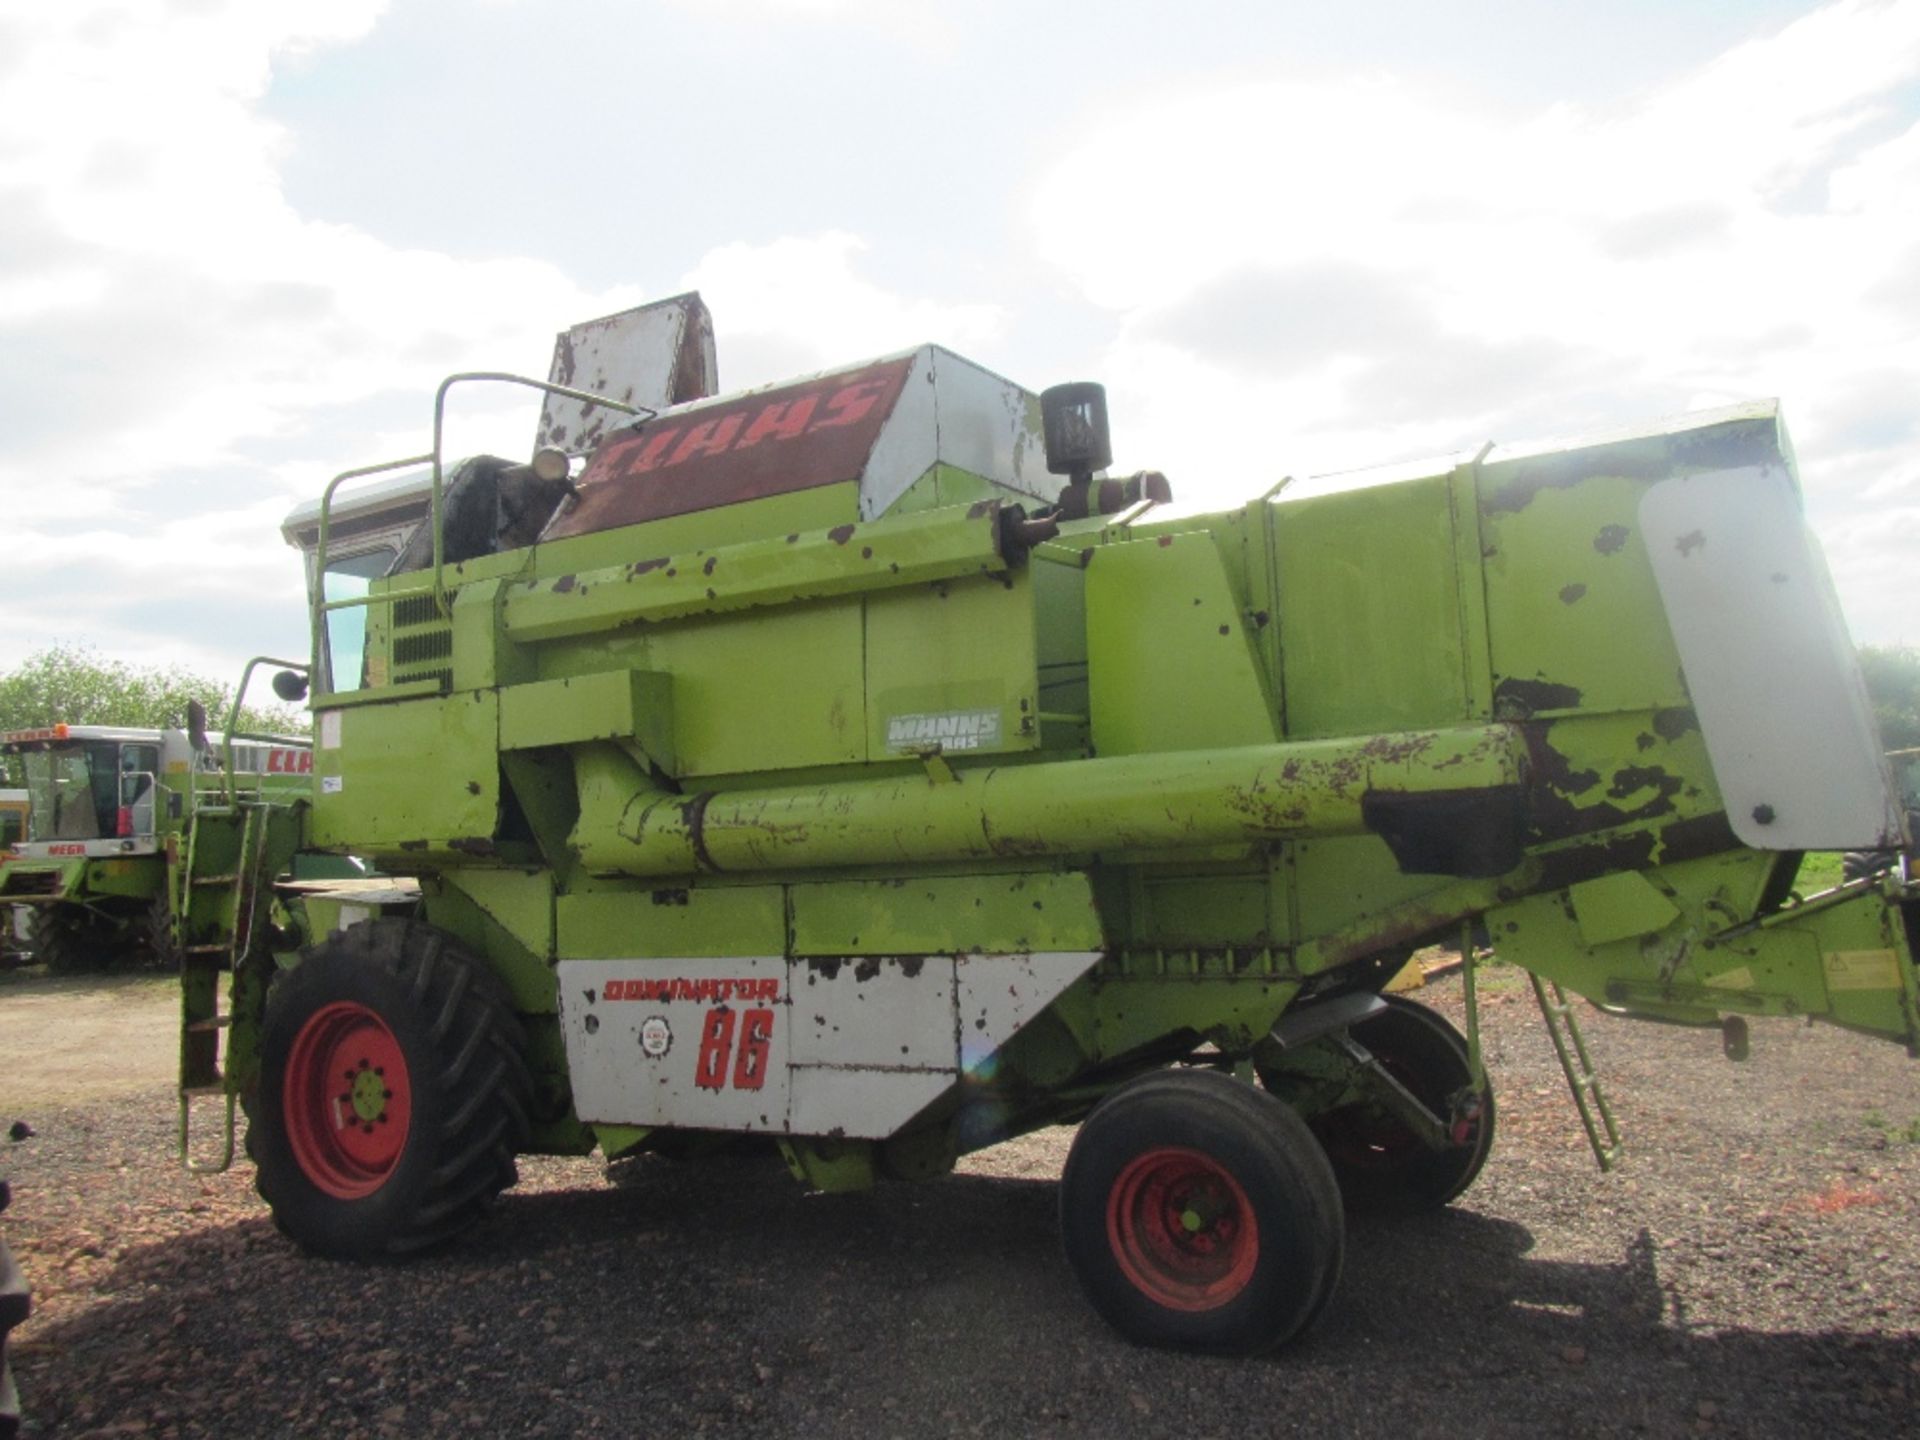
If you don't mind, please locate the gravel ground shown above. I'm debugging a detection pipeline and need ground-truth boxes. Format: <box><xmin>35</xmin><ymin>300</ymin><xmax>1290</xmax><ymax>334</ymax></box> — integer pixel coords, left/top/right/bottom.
<box><xmin>3</xmin><ymin>965</ymin><xmax>1918</xmax><ymax>1439</ymax></box>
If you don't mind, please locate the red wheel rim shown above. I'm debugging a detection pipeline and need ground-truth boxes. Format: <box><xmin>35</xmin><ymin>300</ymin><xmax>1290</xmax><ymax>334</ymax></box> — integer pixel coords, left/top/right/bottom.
<box><xmin>283</xmin><ymin>1001</ymin><xmax>412</xmax><ymax>1199</ymax></box>
<box><xmin>1106</xmin><ymin>1147</ymin><xmax>1259</xmax><ymax>1311</ymax></box>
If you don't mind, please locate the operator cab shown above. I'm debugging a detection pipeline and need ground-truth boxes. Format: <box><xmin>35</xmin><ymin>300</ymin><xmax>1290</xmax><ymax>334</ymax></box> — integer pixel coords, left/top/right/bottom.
<box><xmin>1</xmin><ymin>725</ymin><xmax>177</xmax><ymax>854</ymax></box>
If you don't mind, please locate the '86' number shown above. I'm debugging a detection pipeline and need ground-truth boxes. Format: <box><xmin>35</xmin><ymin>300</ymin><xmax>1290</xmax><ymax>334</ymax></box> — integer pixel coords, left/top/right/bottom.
<box><xmin>694</xmin><ymin>1006</ymin><xmax>774</xmax><ymax>1091</ymax></box>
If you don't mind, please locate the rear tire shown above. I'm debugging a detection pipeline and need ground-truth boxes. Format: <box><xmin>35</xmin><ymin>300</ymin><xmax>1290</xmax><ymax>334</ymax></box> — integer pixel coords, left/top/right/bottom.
<box><xmin>251</xmin><ymin>918</ymin><xmax>531</xmax><ymax>1259</ymax></box>
<box><xmin>1309</xmin><ymin>996</ymin><xmax>1495</xmax><ymax>1212</ymax></box>
<box><xmin>1060</xmin><ymin>1068</ymin><xmax>1345</xmax><ymax>1355</ymax></box>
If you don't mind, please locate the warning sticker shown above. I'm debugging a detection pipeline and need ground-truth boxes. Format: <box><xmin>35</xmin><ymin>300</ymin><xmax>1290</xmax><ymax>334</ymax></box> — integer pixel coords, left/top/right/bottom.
<box><xmin>1824</xmin><ymin>949</ymin><xmax>1901</xmax><ymax>991</ymax></box>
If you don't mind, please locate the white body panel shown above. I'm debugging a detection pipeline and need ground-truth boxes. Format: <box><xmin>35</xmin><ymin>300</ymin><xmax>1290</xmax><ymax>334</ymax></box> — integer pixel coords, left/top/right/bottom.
<box><xmin>1641</xmin><ymin>466</ymin><xmax>1904</xmax><ymax>850</ymax></box>
<box><xmin>537</xmin><ymin>295</ymin><xmax>717</xmax><ymax>457</ymax></box>
<box><xmin>858</xmin><ymin>347</ymin><xmax>1054</xmax><ymax>520</ymax></box>
<box><xmin>557</xmin><ymin>950</ymin><xmax>1101</xmax><ymax>1139</ymax></box>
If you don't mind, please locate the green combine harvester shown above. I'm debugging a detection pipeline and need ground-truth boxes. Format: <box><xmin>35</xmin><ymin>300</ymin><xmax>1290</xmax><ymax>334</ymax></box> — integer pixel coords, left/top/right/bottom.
<box><xmin>179</xmin><ymin>293</ymin><xmax>1914</xmax><ymax>1354</ymax></box>
<box><xmin>0</xmin><ymin>724</ymin><xmax>314</xmax><ymax>971</ymax></box>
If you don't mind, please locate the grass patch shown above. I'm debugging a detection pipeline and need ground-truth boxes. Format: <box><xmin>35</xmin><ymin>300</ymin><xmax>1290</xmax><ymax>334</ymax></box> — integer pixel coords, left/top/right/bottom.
<box><xmin>1798</xmin><ymin>852</ymin><xmax>1846</xmax><ymax>891</ymax></box>
<box><xmin>1863</xmin><ymin>1110</ymin><xmax>1920</xmax><ymax>1145</ymax></box>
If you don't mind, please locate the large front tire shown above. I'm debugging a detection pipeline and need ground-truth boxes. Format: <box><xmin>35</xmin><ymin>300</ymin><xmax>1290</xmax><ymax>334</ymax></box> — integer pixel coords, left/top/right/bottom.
<box><xmin>1060</xmin><ymin>1069</ymin><xmax>1345</xmax><ymax>1355</ymax></box>
<box><xmin>251</xmin><ymin>918</ymin><xmax>531</xmax><ymax>1259</ymax></box>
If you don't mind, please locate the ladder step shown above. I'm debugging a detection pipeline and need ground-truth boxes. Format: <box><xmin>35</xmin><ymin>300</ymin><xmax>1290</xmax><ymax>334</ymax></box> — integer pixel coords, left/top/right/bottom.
<box><xmin>185</xmin><ymin>1017</ymin><xmax>232</xmax><ymax>1033</ymax></box>
<box><xmin>191</xmin><ymin>874</ymin><xmax>240</xmax><ymax>887</ymax></box>
<box><xmin>184</xmin><ymin>942</ymin><xmax>232</xmax><ymax>955</ymax></box>
<box><xmin>179</xmin><ymin>1083</ymin><xmax>227</xmax><ymax>1099</ymax></box>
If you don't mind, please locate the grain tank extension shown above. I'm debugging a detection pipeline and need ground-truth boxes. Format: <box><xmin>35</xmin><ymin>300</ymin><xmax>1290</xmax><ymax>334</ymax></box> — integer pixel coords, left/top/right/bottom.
<box><xmin>202</xmin><ymin>293</ymin><xmax>1916</xmax><ymax>1355</ymax></box>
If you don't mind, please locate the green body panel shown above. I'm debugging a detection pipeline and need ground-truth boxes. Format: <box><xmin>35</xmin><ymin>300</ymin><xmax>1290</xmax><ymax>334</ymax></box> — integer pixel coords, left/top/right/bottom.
<box><xmin>1275</xmin><ymin>474</ymin><xmax>1478</xmax><ymax>738</ymax></box>
<box><xmin>1086</xmin><ymin>533</ymin><xmax>1276</xmax><ymax>756</ymax></box>
<box><xmin>501</xmin><ymin>502</ymin><xmax>1011</xmax><ymax>642</ymax></box>
<box><xmin>6</xmin><ymin>855</ymin><xmax>157</xmax><ymax>905</ymax></box>
<box><xmin>864</xmin><ymin>567</ymin><xmax>1041</xmax><ymax>759</ymax></box>
<box><xmin>308</xmin><ymin>693</ymin><xmax>500</xmax><ymax>854</ymax></box>
<box><xmin>424</xmin><ymin>870</ymin><xmax>556</xmax><ymax>1012</ymax></box>
<box><xmin>557</xmin><ymin>879</ymin><xmax>787</xmax><ymax>958</ymax></box>
<box><xmin>228</xmin><ymin>369</ymin><xmax>1911</xmax><ymax>1189</ymax></box>
<box><xmin>498</xmin><ymin>670</ymin><xmax>674</xmax><ymax>762</ymax></box>
<box><xmin>1495</xmin><ymin>858</ymin><xmax>1920</xmax><ymax>1044</ymax></box>
<box><xmin>787</xmin><ymin>871</ymin><xmax>1103</xmax><ymax>955</ymax></box>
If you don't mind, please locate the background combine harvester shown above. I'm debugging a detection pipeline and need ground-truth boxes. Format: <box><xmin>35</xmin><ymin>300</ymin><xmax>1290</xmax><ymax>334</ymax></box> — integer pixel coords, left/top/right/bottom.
<box><xmin>0</xmin><ymin>790</ymin><xmax>25</xmax><ymax>962</ymax></box>
<box><xmin>0</xmin><ymin>723</ymin><xmax>313</xmax><ymax>972</ymax></box>
<box><xmin>174</xmin><ymin>293</ymin><xmax>1914</xmax><ymax>1354</ymax></box>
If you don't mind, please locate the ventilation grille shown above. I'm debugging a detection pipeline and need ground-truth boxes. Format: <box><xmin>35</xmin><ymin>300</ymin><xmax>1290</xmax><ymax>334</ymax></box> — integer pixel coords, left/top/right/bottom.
<box><xmin>389</xmin><ymin>594</ymin><xmax>452</xmax><ymax>690</ymax></box>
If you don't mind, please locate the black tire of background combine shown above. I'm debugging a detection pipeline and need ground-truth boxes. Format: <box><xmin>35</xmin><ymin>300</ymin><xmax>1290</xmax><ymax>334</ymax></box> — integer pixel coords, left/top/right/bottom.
<box><xmin>1059</xmin><ymin>1068</ymin><xmax>1346</xmax><ymax>1355</ymax></box>
<box><xmin>142</xmin><ymin>896</ymin><xmax>182</xmax><ymax>971</ymax></box>
<box><xmin>1841</xmin><ymin>850</ymin><xmax>1898</xmax><ymax>883</ymax></box>
<box><xmin>1308</xmin><ymin>995</ymin><xmax>1497</xmax><ymax>1213</ymax></box>
<box><xmin>250</xmin><ymin>918</ymin><xmax>532</xmax><ymax>1260</ymax></box>
<box><xmin>28</xmin><ymin>905</ymin><xmax>114</xmax><ymax>976</ymax></box>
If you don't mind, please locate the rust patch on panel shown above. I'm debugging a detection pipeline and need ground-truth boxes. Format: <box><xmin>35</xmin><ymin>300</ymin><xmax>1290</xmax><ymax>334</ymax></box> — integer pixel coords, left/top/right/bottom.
<box><xmin>682</xmin><ymin>793</ymin><xmax>721</xmax><ymax>872</ymax></box>
<box><xmin>1362</xmin><ymin>785</ymin><xmax>1529</xmax><ymax>877</ymax></box>
<box><xmin>1606</xmin><ymin>765</ymin><xmax>1682</xmax><ymax>803</ymax></box>
<box><xmin>1534</xmin><ymin>831</ymin><xmax>1659</xmax><ymax>891</ymax></box>
<box><xmin>1657</xmin><ymin>810</ymin><xmax>1738</xmax><ymax>863</ymax></box>
<box><xmin>1594</xmin><ymin>524</ymin><xmax>1630</xmax><ymax>554</ymax></box>
<box><xmin>1651</xmin><ymin>707</ymin><xmax>1698</xmax><ymax>740</ymax></box>
<box><xmin>1559</xmin><ymin>583</ymin><xmax>1587</xmax><ymax>605</ymax></box>
<box><xmin>1493</xmin><ymin>677</ymin><xmax>1584</xmax><ymax>718</ymax></box>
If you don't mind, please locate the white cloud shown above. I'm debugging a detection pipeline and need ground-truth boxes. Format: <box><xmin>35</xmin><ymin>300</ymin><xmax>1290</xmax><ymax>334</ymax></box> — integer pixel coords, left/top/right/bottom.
<box><xmin>1030</xmin><ymin>0</ymin><xmax>1920</xmax><ymax>645</ymax></box>
<box><xmin>659</xmin><ymin>0</ymin><xmax>957</xmax><ymax>49</ymax></box>
<box><xmin>0</xmin><ymin>1</ymin><xmax>984</xmax><ymax>674</ymax></box>
<box><xmin>683</xmin><ymin>232</ymin><xmax>1006</xmax><ymax>388</ymax></box>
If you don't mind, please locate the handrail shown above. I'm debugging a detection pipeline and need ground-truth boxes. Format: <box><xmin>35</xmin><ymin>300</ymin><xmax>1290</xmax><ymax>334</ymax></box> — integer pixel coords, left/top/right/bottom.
<box><xmin>309</xmin><ymin>372</ymin><xmax>644</xmax><ymax>697</ymax></box>
<box><xmin>219</xmin><ymin>657</ymin><xmax>310</xmax><ymax>807</ymax></box>
<box><xmin>311</xmin><ymin>453</ymin><xmax>433</xmax><ymax>692</ymax></box>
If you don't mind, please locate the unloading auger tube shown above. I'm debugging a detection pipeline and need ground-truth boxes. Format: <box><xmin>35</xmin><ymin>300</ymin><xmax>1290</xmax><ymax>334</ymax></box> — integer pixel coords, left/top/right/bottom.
<box><xmin>569</xmin><ymin>725</ymin><xmax>1529</xmax><ymax>877</ymax></box>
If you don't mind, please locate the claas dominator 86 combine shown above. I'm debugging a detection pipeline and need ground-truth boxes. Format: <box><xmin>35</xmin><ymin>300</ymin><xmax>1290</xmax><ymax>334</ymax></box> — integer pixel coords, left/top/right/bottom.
<box><xmin>187</xmin><ymin>294</ymin><xmax>1914</xmax><ymax>1354</ymax></box>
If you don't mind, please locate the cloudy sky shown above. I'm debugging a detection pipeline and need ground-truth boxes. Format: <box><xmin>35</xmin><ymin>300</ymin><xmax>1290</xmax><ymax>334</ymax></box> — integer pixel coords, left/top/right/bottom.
<box><xmin>3</xmin><ymin>0</ymin><xmax>1916</xmax><ymax>686</ymax></box>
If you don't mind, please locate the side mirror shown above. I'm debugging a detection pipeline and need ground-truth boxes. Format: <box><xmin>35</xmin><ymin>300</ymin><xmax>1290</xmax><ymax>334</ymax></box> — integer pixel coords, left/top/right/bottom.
<box><xmin>185</xmin><ymin>699</ymin><xmax>211</xmax><ymax>756</ymax></box>
<box><xmin>272</xmin><ymin>670</ymin><xmax>310</xmax><ymax>703</ymax></box>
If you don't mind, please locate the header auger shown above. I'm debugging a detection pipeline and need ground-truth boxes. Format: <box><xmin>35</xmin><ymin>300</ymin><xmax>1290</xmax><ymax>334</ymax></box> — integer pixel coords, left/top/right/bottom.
<box><xmin>176</xmin><ymin>292</ymin><xmax>1913</xmax><ymax>1354</ymax></box>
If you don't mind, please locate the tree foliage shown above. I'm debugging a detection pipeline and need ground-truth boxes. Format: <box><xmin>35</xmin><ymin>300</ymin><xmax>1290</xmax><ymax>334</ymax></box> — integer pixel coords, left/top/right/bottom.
<box><xmin>1859</xmin><ymin>644</ymin><xmax>1920</xmax><ymax>752</ymax></box>
<box><xmin>0</xmin><ymin>645</ymin><xmax>307</xmax><ymax>784</ymax></box>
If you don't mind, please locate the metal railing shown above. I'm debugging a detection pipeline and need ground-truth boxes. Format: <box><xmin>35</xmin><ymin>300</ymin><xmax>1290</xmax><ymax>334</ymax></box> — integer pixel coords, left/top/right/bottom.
<box><xmin>310</xmin><ymin>372</ymin><xmax>644</xmax><ymax>700</ymax></box>
<box><xmin>217</xmin><ymin>656</ymin><xmax>312</xmax><ymax>808</ymax></box>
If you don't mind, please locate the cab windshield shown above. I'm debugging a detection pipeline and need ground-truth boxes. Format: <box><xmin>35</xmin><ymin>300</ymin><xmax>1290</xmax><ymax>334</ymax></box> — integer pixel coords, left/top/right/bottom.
<box><xmin>20</xmin><ymin>741</ymin><xmax>161</xmax><ymax>842</ymax></box>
